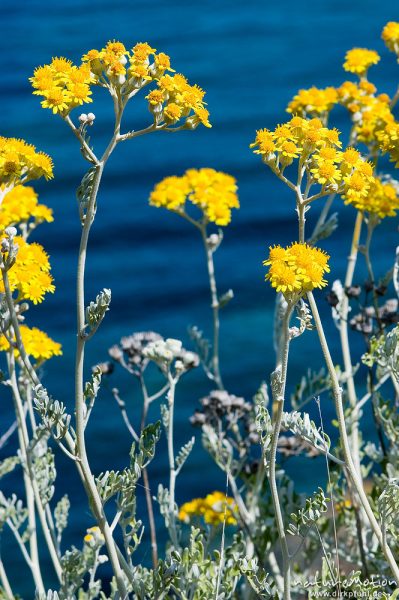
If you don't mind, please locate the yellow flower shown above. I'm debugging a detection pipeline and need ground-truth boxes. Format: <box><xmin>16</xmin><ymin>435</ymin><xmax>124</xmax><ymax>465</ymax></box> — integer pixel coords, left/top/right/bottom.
<box><xmin>250</xmin><ymin>128</ymin><xmax>276</xmax><ymax>158</ymax></box>
<box><xmin>41</xmin><ymin>87</ymin><xmax>72</xmax><ymax>114</ymax></box>
<box><xmin>149</xmin><ymin>175</ymin><xmax>190</xmax><ymax>210</ymax></box>
<box><xmin>163</xmin><ymin>103</ymin><xmax>182</xmax><ymax>124</ymax></box>
<box><xmin>0</xmin><ymin>325</ymin><xmax>62</xmax><ymax>362</ymax></box>
<box><xmin>343</xmin><ymin>48</ymin><xmax>380</xmax><ymax>76</ymax></box>
<box><xmin>150</xmin><ymin>169</ymin><xmax>239</xmax><ymax>226</ymax></box>
<box><xmin>287</xmin><ymin>86</ymin><xmax>338</xmax><ymax>117</ymax></box>
<box><xmin>34</xmin><ymin>43</ymin><xmax>211</xmax><ymax>129</ymax></box>
<box><xmin>178</xmin><ymin>492</ymin><xmax>237</xmax><ymax>526</ymax></box>
<box><xmin>0</xmin><ymin>137</ymin><xmax>53</xmax><ymax>186</ymax></box>
<box><xmin>66</xmin><ymin>82</ymin><xmax>92</xmax><ymax>106</ymax></box>
<box><xmin>0</xmin><ymin>236</ymin><xmax>55</xmax><ymax>304</ymax></box>
<box><xmin>343</xmin><ymin>171</ymin><xmax>371</xmax><ymax>199</ymax></box>
<box><xmin>343</xmin><ymin>176</ymin><xmax>399</xmax><ymax>218</ymax></box>
<box><xmin>382</xmin><ymin>22</ymin><xmax>399</xmax><ymax>55</ymax></box>
<box><xmin>310</xmin><ymin>160</ymin><xmax>342</xmax><ymax>186</ymax></box>
<box><xmin>0</xmin><ymin>186</ymin><xmax>53</xmax><ymax>230</ymax></box>
<box><xmin>264</xmin><ymin>243</ymin><xmax>330</xmax><ymax>297</ymax></box>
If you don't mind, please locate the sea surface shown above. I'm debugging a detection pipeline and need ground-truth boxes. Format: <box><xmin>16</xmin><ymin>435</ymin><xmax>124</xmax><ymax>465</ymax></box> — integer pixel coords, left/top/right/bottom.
<box><xmin>1</xmin><ymin>0</ymin><xmax>399</xmax><ymax>595</ymax></box>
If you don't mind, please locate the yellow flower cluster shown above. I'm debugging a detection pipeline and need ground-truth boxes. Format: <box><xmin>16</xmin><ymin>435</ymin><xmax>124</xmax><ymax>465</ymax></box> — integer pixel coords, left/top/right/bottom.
<box><xmin>250</xmin><ymin>117</ymin><xmax>374</xmax><ymax>201</ymax></box>
<box><xmin>0</xmin><ymin>137</ymin><xmax>53</xmax><ymax>187</ymax></box>
<box><xmin>343</xmin><ymin>48</ymin><xmax>380</xmax><ymax>77</ymax></box>
<box><xmin>343</xmin><ymin>176</ymin><xmax>399</xmax><ymax>218</ymax></box>
<box><xmin>376</xmin><ymin>122</ymin><xmax>399</xmax><ymax>166</ymax></box>
<box><xmin>150</xmin><ymin>168</ymin><xmax>239</xmax><ymax>226</ymax></box>
<box><xmin>382</xmin><ymin>21</ymin><xmax>399</xmax><ymax>57</ymax></box>
<box><xmin>287</xmin><ymin>86</ymin><xmax>338</xmax><ymax>117</ymax></box>
<box><xmin>337</xmin><ymin>81</ymin><xmax>393</xmax><ymax>145</ymax></box>
<box><xmin>31</xmin><ymin>41</ymin><xmax>211</xmax><ymax>129</ymax></box>
<box><xmin>0</xmin><ymin>325</ymin><xmax>62</xmax><ymax>362</ymax></box>
<box><xmin>0</xmin><ymin>186</ymin><xmax>53</xmax><ymax>231</ymax></box>
<box><xmin>264</xmin><ymin>243</ymin><xmax>330</xmax><ymax>296</ymax></box>
<box><xmin>1</xmin><ymin>236</ymin><xmax>55</xmax><ymax>305</ymax></box>
<box><xmin>30</xmin><ymin>57</ymin><xmax>93</xmax><ymax>114</ymax></box>
<box><xmin>178</xmin><ymin>491</ymin><xmax>237</xmax><ymax>526</ymax></box>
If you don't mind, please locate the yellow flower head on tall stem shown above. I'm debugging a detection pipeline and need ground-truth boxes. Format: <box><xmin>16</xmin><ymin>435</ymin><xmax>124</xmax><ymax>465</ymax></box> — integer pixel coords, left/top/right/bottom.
<box><xmin>343</xmin><ymin>176</ymin><xmax>399</xmax><ymax>218</ymax></box>
<box><xmin>263</xmin><ymin>243</ymin><xmax>330</xmax><ymax>298</ymax></box>
<box><xmin>32</xmin><ymin>42</ymin><xmax>211</xmax><ymax>130</ymax></box>
<box><xmin>287</xmin><ymin>86</ymin><xmax>338</xmax><ymax>118</ymax></box>
<box><xmin>150</xmin><ymin>169</ymin><xmax>239</xmax><ymax>226</ymax></box>
<box><xmin>343</xmin><ymin>48</ymin><xmax>380</xmax><ymax>77</ymax></box>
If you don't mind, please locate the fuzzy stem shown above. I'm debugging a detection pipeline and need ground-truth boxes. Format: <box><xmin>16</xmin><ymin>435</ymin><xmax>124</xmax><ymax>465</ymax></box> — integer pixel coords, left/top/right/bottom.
<box><xmin>307</xmin><ymin>291</ymin><xmax>399</xmax><ymax>582</ymax></box>
<box><xmin>6</xmin><ymin>346</ymin><xmax>58</xmax><ymax>589</ymax></box>
<box><xmin>339</xmin><ymin>210</ymin><xmax>363</xmax><ymax>477</ymax></box>
<box><xmin>201</xmin><ymin>226</ymin><xmax>224</xmax><ymax>390</ymax></box>
<box><xmin>74</xmin><ymin>162</ymin><xmax>127</xmax><ymax>598</ymax></box>
<box><xmin>166</xmin><ymin>373</ymin><xmax>179</xmax><ymax>547</ymax></box>
<box><xmin>269</xmin><ymin>302</ymin><xmax>293</xmax><ymax>600</ymax></box>
<box><xmin>0</xmin><ymin>559</ymin><xmax>14</xmax><ymax>600</ymax></box>
<box><xmin>139</xmin><ymin>375</ymin><xmax>158</xmax><ymax>568</ymax></box>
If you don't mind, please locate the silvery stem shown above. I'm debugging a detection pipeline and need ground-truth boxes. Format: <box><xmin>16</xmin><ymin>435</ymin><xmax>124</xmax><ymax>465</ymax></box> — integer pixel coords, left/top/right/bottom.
<box><xmin>269</xmin><ymin>302</ymin><xmax>294</xmax><ymax>600</ymax></box>
<box><xmin>308</xmin><ymin>291</ymin><xmax>399</xmax><ymax>582</ymax></box>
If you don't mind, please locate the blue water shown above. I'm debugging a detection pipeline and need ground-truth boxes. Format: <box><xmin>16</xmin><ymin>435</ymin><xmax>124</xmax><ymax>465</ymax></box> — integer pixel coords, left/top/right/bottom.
<box><xmin>1</xmin><ymin>0</ymin><xmax>399</xmax><ymax>595</ymax></box>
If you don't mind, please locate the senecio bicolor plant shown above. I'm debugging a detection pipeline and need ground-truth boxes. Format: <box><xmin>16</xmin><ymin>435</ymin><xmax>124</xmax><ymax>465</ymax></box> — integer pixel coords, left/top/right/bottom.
<box><xmin>3</xmin><ymin>25</ymin><xmax>399</xmax><ymax>600</ymax></box>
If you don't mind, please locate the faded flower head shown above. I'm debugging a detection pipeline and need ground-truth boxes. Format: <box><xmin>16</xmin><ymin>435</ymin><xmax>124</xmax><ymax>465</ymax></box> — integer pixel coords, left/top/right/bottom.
<box><xmin>110</xmin><ymin>332</ymin><xmax>198</xmax><ymax>376</ymax></box>
<box><xmin>264</xmin><ymin>243</ymin><xmax>330</xmax><ymax>297</ymax></box>
<box><xmin>150</xmin><ymin>168</ymin><xmax>239</xmax><ymax>226</ymax></box>
<box><xmin>178</xmin><ymin>491</ymin><xmax>237</xmax><ymax>526</ymax></box>
<box><xmin>84</xmin><ymin>526</ymin><xmax>105</xmax><ymax>547</ymax></box>
<box><xmin>109</xmin><ymin>331</ymin><xmax>163</xmax><ymax>373</ymax></box>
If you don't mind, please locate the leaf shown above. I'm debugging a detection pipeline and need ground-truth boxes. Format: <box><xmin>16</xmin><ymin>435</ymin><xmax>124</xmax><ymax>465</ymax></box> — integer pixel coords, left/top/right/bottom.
<box><xmin>54</xmin><ymin>494</ymin><xmax>70</xmax><ymax>545</ymax></box>
<box><xmin>33</xmin><ymin>385</ymin><xmax>71</xmax><ymax>441</ymax></box>
<box><xmin>290</xmin><ymin>368</ymin><xmax>331</xmax><ymax>410</ymax></box>
<box><xmin>218</xmin><ymin>289</ymin><xmax>234</xmax><ymax>309</ymax></box>
<box><xmin>176</xmin><ymin>436</ymin><xmax>195</xmax><ymax>474</ymax></box>
<box><xmin>0</xmin><ymin>456</ymin><xmax>19</xmax><ymax>479</ymax></box>
<box><xmin>308</xmin><ymin>212</ymin><xmax>338</xmax><ymax>245</ymax></box>
<box><xmin>76</xmin><ymin>166</ymin><xmax>97</xmax><ymax>225</ymax></box>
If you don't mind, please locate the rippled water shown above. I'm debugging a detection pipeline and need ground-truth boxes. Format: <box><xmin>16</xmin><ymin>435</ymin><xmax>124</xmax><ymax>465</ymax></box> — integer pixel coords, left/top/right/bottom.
<box><xmin>1</xmin><ymin>0</ymin><xmax>398</xmax><ymax>594</ymax></box>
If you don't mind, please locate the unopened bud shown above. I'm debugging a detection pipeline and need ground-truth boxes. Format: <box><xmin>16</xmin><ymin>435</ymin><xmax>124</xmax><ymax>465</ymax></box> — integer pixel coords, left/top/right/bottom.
<box><xmin>87</xmin><ymin>113</ymin><xmax>96</xmax><ymax>122</ymax></box>
<box><xmin>79</xmin><ymin>113</ymin><xmax>88</xmax><ymax>124</ymax></box>
<box><xmin>5</xmin><ymin>227</ymin><xmax>17</xmax><ymax>238</ymax></box>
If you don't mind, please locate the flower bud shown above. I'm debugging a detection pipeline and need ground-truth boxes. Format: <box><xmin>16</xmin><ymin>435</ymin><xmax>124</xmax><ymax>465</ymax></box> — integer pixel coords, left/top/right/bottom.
<box><xmin>5</xmin><ymin>226</ymin><xmax>17</xmax><ymax>238</ymax></box>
